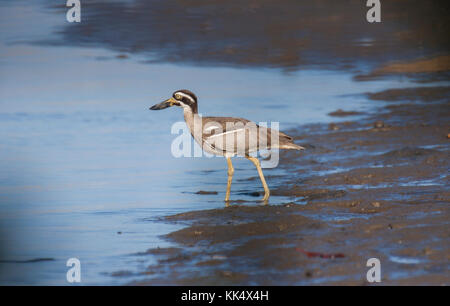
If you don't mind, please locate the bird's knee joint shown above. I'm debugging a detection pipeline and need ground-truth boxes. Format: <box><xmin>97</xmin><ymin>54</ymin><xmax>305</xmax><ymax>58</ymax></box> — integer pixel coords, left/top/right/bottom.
<box><xmin>228</xmin><ymin>168</ymin><xmax>234</xmax><ymax>176</ymax></box>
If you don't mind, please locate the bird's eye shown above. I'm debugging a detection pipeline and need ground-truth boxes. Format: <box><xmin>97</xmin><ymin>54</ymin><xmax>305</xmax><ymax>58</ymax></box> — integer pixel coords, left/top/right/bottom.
<box><xmin>175</xmin><ymin>94</ymin><xmax>181</xmax><ymax>100</ymax></box>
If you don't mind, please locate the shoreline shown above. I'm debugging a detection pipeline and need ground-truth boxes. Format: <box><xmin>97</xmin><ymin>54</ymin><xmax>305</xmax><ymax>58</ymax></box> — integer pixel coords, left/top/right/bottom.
<box><xmin>121</xmin><ymin>83</ymin><xmax>449</xmax><ymax>285</ymax></box>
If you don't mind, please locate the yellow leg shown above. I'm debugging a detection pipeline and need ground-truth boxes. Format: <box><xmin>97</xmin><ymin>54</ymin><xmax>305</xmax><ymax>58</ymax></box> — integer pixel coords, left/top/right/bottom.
<box><xmin>246</xmin><ymin>156</ymin><xmax>270</xmax><ymax>202</ymax></box>
<box><xmin>225</xmin><ymin>157</ymin><xmax>234</xmax><ymax>202</ymax></box>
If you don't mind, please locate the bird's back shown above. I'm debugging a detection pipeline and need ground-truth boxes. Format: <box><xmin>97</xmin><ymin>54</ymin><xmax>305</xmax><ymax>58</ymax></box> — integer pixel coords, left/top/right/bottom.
<box><xmin>198</xmin><ymin>116</ymin><xmax>303</xmax><ymax>156</ymax></box>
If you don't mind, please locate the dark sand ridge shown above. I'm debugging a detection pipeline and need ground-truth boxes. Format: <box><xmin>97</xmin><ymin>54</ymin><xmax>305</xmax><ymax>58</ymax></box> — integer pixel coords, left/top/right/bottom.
<box><xmin>118</xmin><ymin>82</ymin><xmax>449</xmax><ymax>285</ymax></box>
<box><xmin>355</xmin><ymin>55</ymin><xmax>450</xmax><ymax>81</ymax></box>
<box><xmin>45</xmin><ymin>1</ymin><xmax>449</xmax><ymax>74</ymax></box>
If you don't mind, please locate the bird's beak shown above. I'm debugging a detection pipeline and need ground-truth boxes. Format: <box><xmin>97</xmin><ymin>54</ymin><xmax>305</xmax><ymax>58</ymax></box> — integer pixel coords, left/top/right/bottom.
<box><xmin>149</xmin><ymin>97</ymin><xmax>178</xmax><ymax>110</ymax></box>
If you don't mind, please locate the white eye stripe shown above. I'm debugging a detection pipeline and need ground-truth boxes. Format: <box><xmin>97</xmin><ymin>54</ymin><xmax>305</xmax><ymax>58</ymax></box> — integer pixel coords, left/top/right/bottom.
<box><xmin>175</xmin><ymin>92</ymin><xmax>195</xmax><ymax>103</ymax></box>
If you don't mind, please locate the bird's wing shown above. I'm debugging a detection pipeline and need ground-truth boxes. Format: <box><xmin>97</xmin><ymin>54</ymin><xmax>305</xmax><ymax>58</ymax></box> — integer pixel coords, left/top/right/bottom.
<box><xmin>202</xmin><ymin>117</ymin><xmax>267</xmax><ymax>154</ymax></box>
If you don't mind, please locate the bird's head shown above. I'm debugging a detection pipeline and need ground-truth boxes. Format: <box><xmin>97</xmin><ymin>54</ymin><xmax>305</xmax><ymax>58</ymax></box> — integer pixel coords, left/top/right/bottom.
<box><xmin>150</xmin><ymin>89</ymin><xmax>198</xmax><ymax>113</ymax></box>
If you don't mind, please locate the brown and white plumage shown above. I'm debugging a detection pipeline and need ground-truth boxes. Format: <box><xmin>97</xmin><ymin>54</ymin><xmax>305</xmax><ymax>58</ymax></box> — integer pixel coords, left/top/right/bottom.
<box><xmin>150</xmin><ymin>89</ymin><xmax>304</xmax><ymax>203</ymax></box>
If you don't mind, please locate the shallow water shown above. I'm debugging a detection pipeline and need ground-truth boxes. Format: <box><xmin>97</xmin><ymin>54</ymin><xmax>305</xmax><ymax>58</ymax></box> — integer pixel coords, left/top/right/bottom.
<box><xmin>0</xmin><ymin>1</ymin><xmax>438</xmax><ymax>285</ymax></box>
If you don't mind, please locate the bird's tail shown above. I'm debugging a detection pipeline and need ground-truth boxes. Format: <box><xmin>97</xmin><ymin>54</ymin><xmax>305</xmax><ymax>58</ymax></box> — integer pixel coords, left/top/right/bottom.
<box><xmin>279</xmin><ymin>142</ymin><xmax>305</xmax><ymax>150</ymax></box>
<box><xmin>261</xmin><ymin>127</ymin><xmax>305</xmax><ymax>151</ymax></box>
<box><xmin>277</xmin><ymin>132</ymin><xmax>305</xmax><ymax>150</ymax></box>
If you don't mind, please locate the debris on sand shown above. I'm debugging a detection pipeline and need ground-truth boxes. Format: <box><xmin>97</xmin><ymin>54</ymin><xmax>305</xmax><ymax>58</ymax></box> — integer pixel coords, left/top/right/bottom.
<box><xmin>373</xmin><ymin>120</ymin><xmax>384</xmax><ymax>129</ymax></box>
<box><xmin>296</xmin><ymin>248</ymin><xmax>345</xmax><ymax>259</ymax></box>
<box><xmin>195</xmin><ymin>190</ymin><xmax>218</xmax><ymax>195</ymax></box>
<box><xmin>328</xmin><ymin>109</ymin><xmax>363</xmax><ymax>117</ymax></box>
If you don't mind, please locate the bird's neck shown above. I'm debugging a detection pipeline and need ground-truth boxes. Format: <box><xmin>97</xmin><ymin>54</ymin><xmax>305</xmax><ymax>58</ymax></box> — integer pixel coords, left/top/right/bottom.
<box><xmin>183</xmin><ymin>105</ymin><xmax>194</xmax><ymax>123</ymax></box>
<box><xmin>183</xmin><ymin>106</ymin><xmax>202</xmax><ymax>141</ymax></box>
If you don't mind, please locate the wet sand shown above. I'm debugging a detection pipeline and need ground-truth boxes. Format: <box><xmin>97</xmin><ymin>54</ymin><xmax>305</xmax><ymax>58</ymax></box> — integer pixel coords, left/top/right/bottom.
<box><xmin>67</xmin><ymin>0</ymin><xmax>450</xmax><ymax>285</ymax></box>
<box><xmin>45</xmin><ymin>0</ymin><xmax>450</xmax><ymax>285</ymax></box>
<box><xmin>124</xmin><ymin>82</ymin><xmax>449</xmax><ymax>285</ymax></box>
